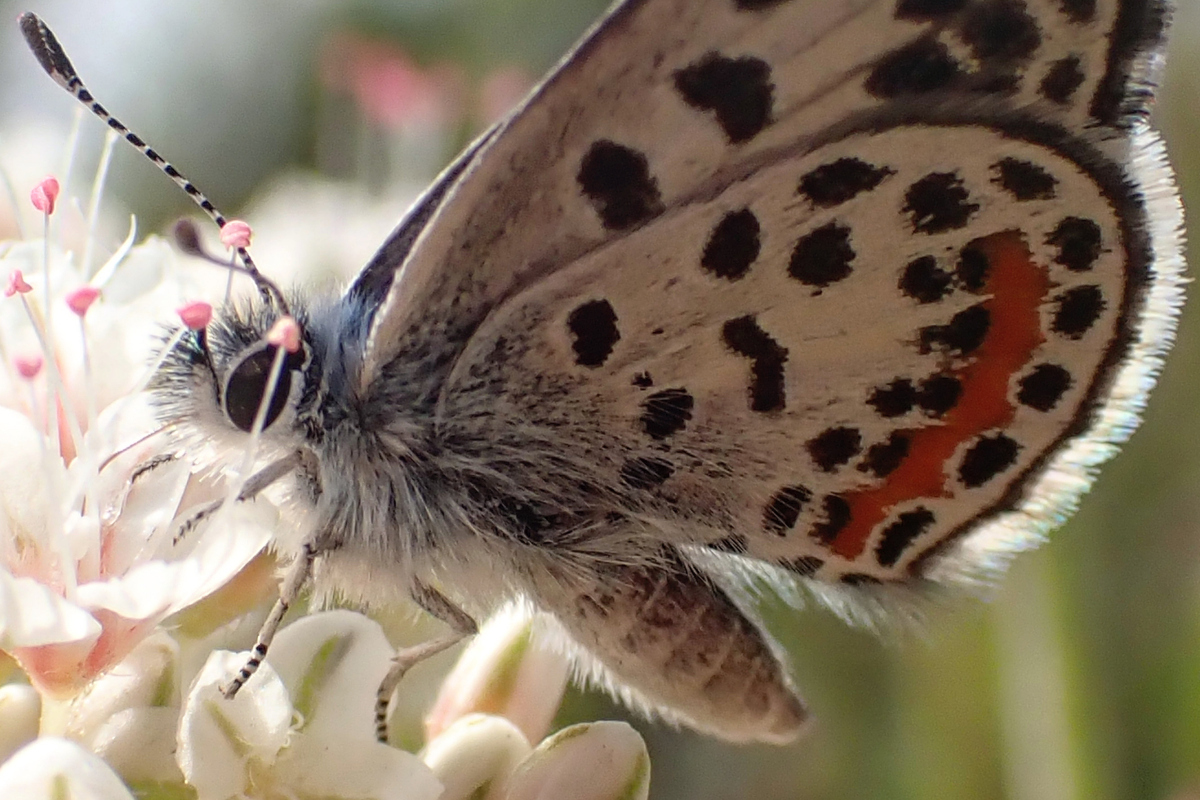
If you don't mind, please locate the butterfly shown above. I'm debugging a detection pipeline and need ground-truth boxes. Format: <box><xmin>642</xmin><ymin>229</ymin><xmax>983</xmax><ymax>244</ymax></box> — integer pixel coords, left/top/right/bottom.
<box><xmin>20</xmin><ymin>0</ymin><xmax>1185</xmax><ymax>745</ymax></box>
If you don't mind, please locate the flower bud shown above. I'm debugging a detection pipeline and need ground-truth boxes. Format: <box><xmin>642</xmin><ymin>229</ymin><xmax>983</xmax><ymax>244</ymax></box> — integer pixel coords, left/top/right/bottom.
<box><xmin>422</xmin><ymin>713</ymin><xmax>531</xmax><ymax>800</ymax></box>
<box><xmin>426</xmin><ymin>605</ymin><xmax>569</xmax><ymax>744</ymax></box>
<box><xmin>504</xmin><ymin>721</ymin><xmax>651</xmax><ymax>800</ymax></box>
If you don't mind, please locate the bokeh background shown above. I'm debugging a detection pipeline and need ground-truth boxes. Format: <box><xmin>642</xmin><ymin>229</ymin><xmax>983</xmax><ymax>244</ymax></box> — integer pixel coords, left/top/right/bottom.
<box><xmin>0</xmin><ymin>1</ymin><xmax>1198</xmax><ymax>798</ymax></box>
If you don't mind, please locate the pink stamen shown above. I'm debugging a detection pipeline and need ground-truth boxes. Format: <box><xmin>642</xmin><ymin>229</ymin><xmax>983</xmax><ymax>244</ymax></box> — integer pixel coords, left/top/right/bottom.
<box><xmin>220</xmin><ymin>220</ymin><xmax>252</xmax><ymax>250</ymax></box>
<box><xmin>30</xmin><ymin>176</ymin><xmax>60</xmax><ymax>215</ymax></box>
<box><xmin>177</xmin><ymin>301</ymin><xmax>213</xmax><ymax>330</ymax></box>
<box><xmin>14</xmin><ymin>354</ymin><xmax>43</xmax><ymax>380</ymax></box>
<box><xmin>5</xmin><ymin>270</ymin><xmax>32</xmax><ymax>297</ymax></box>
<box><xmin>65</xmin><ymin>286</ymin><xmax>101</xmax><ymax>317</ymax></box>
<box><xmin>267</xmin><ymin>317</ymin><xmax>301</xmax><ymax>353</ymax></box>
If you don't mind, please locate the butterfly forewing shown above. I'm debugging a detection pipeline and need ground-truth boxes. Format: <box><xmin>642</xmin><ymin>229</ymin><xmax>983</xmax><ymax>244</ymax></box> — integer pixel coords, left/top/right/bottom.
<box><xmin>362</xmin><ymin>0</ymin><xmax>1170</xmax><ymax>374</ymax></box>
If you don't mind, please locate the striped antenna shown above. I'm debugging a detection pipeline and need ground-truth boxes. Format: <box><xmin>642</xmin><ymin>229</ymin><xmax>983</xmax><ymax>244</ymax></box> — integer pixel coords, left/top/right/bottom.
<box><xmin>18</xmin><ymin>12</ymin><xmax>290</xmax><ymax>316</ymax></box>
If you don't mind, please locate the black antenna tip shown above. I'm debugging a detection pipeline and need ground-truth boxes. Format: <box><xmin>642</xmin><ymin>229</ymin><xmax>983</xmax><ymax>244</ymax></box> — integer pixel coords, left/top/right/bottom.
<box><xmin>172</xmin><ymin>219</ymin><xmax>206</xmax><ymax>258</ymax></box>
<box><xmin>18</xmin><ymin>12</ymin><xmax>77</xmax><ymax>87</ymax></box>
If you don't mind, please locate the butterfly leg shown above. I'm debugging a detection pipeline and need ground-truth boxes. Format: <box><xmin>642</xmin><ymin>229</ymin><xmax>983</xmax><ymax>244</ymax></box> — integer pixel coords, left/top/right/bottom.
<box><xmin>221</xmin><ymin>535</ymin><xmax>319</xmax><ymax>698</ymax></box>
<box><xmin>374</xmin><ymin>582</ymin><xmax>478</xmax><ymax>743</ymax></box>
<box><xmin>541</xmin><ymin>547</ymin><xmax>807</xmax><ymax>744</ymax></box>
<box><xmin>172</xmin><ymin>452</ymin><xmax>302</xmax><ymax>545</ymax></box>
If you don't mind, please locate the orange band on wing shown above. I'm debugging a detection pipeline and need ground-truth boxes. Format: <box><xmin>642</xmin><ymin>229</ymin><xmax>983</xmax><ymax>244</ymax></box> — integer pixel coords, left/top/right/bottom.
<box><xmin>830</xmin><ymin>231</ymin><xmax>1050</xmax><ymax>560</ymax></box>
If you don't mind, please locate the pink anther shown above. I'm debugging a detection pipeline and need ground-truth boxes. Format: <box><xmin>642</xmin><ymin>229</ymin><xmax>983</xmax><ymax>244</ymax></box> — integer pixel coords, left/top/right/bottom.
<box><xmin>267</xmin><ymin>316</ymin><xmax>301</xmax><ymax>353</ymax></box>
<box><xmin>220</xmin><ymin>220</ymin><xmax>252</xmax><ymax>250</ymax></box>
<box><xmin>65</xmin><ymin>286</ymin><xmax>101</xmax><ymax>316</ymax></box>
<box><xmin>14</xmin><ymin>354</ymin><xmax>43</xmax><ymax>379</ymax></box>
<box><xmin>5</xmin><ymin>270</ymin><xmax>32</xmax><ymax>297</ymax></box>
<box><xmin>177</xmin><ymin>301</ymin><xmax>214</xmax><ymax>330</ymax></box>
<box><xmin>30</xmin><ymin>176</ymin><xmax>60</xmax><ymax>215</ymax></box>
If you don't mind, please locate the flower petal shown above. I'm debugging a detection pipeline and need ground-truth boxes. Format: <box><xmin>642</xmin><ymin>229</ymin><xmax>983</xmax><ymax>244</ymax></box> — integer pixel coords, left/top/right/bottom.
<box><xmin>276</xmin><ymin>730</ymin><xmax>442</xmax><ymax>800</ymax></box>
<box><xmin>0</xmin><ymin>683</ymin><xmax>40</xmax><ymax>763</ymax></box>
<box><xmin>0</xmin><ymin>737</ymin><xmax>136</xmax><ymax>800</ymax></box>
<box><xmin>264</xmin><ymin>609</ymin><xmax>395</xmax><ymax>744</ymax></box>
<box><xmin>422</xmin><ymin>713</ymin><xmax>531</xmax><ymax>800</ymax></box>
<box><xmin>505</xmin><ymin>721</ymin><xmax>651</xmax><ymax>800</ymax></box>
<box><xmin>0</xmin><ymin>570</ymin><xmax>100</xmax><ymax>649</ymax></box>
<box><xmin>90</xmin><ymin>707</ymin><xmax>184</xmax><ymax>784</ymax></box>
<box><xmin>176</xmin><ymin>650</ymin><xmax>292</xmax><ymax>799</ymax></box>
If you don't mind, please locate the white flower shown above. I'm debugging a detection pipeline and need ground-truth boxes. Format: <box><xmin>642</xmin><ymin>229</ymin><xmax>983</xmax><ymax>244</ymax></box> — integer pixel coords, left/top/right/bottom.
<box><xmin>0</xmin><ymin>737</ymin><xmax>136</xmax><ymax>800</ymax></box>
<box><xmin>0</xmin><ymin>187</ymin><xmax>274</xmax><ymax>698</ymax></box>
<box><xmin>177</xmin><ymin>610</ymin><xmax>442</xmax><ymax>800</ymax></box>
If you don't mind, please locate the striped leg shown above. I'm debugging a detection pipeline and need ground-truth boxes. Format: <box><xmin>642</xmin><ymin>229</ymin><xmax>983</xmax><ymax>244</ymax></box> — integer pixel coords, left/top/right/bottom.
<box><xmin>221</xmin><ymin>540</ymin><xmax>318</xmax><ymax>699</ymax></box>
<box><xmin>374</xmin><ymin>582</ymin><xmax>478</xmax><ymax>743</ymax></box>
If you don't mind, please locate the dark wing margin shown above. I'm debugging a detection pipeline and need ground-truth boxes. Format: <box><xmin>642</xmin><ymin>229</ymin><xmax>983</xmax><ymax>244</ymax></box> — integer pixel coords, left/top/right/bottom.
<box><xmin>345</xmin><ymin>124</ymin><xmax>501</xmax><ymax>313</ymax></box>
<box><xmin>1092</xmin><ymin>0</ymin><xmax>1173</xmax><ymax>126</ymax></box>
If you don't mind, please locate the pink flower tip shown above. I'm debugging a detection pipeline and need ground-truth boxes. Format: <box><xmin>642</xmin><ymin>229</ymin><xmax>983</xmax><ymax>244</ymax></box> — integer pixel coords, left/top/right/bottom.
<box><xmin>14</xmin><ymin>354</ymin><xmax>43</xmax><ymax>380</ymax></box>
<box><xmin>65</xmin><ymin>286</ymin><xmax>101</xmax><ymax>316</ymax></box>
<box><xmin>5</xmin><ymin>270</ymin><xmax>32</xmax><ymax>297</ymax></box>
<box><xmin>267</xmin><ymin>317</ymin><xmax>302</xmax><ymax>353</ymax></box>
<box><xmin>177</xmin><ymin>301</ymin><xmax>213</xmax><ymax>330</ymax></box>
<box><xmin>220</xmin><ymin>220</ymin><xmax>253</xmax><ymax>250</ymax></box>
<box><xmin>30</xmin><ymin>176</ymin><xmax>60</xmax><ymax>215</ymax></box>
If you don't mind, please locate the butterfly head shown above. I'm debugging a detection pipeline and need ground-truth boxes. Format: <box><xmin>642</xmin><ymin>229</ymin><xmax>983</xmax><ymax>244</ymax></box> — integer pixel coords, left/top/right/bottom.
<box><xmin>150</xmin><ymin>296</ymin><xmax>322</xmax><ymax>468</ymax></box>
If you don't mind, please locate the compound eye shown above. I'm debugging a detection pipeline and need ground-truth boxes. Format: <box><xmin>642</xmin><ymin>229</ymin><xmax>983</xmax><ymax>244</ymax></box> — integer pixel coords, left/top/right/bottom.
<box><xmin>223</xmin><ymin>345</ymin><xmax>300</xmax><ymax>432</ymax></box>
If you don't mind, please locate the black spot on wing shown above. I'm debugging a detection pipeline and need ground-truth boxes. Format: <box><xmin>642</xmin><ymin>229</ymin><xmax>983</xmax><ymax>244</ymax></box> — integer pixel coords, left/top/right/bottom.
<box><xmin>567</xmin><ymin>300</ymin><xmax>620</xmax><ymax>367</ymax></box>
<box><xmin>640</xmin><ymin>389</ymin><xmax>695</xmax><ymax>439</ymax></box>
<box><xmin>1051</xmin><ymin>285</ymin><xmax>1105</xmax><ymax>339</ymax></box>
<box><xmin>841</xmin><ymin>573</ymin><xmax>881</xmax><ymax>586</ymax></box>
<box><xmin>869</xmin><ymin>379</ymin><xmax>917</xmax><ymax>418</ymax></box>
<box><xmin>859</xmin><ymin>432</ymin><xmax>910</xmax><ymax>478</ymax></box>
<box><xmin>992</xmin><ymin>158</ymin><xmax>1057</xmax><ymax>201</ymax></box>
<box><xmin>1017</xmin><ymin>364</ymin><xmax>1072</xmax><ymax>411</ymax></box>
<box><xmin>956</xmin><ymin>241</ymin><xmax>991</xmax><ymax>291</ymax></box>
<box><xmin>621</xmin><ymin>457</ymin><xmax>675</xmax><ymax>490</ymax></box>
<box><xmin>811</xmin><ymin>495</ymin><xmax>851</xmax><ymax>544</ymax></box>
<box><xmin>918</xmin><ymin>374</ymin><xmax>962</xmax><ymax>417</ymax></box>
<box><xmin>865</xmin><ymin>38</ymin><xmax>962</xmax><ymax>98</ymax></box>
<box><xmin>799</xmin><ymin>158</ymin><xmax>894</xmax><ymax>207</ymax></box>
<box><xmin>734</xmin><ymin>0</ymin><xmax>790</xmax><ymax>9</ymax></box>
<box><xmin>789</xmin><ymin>223</ymin><xmax>855</xmax><ymax>287</ymax></box>
<box><xmin>919</xmin><ymin>304</ymin><xmax>990</xmax><ymax>356</ymax></box>
<box><xmin>702</xmin><ymin>209</ymin><xmax>761</xmax><ymax>280</ymax></box>
<box><xmin>876</xmin><ymin>508</ymin><xmax>936</xmax><ymax>567</ymax></box>
<box><xmin>1040</xmin><ymin>55</ymin><xmax>1085</xmax><ymax>104</ymax></box>
<box><xmin>1047</xmin><ymin>217</ymin><xmax>1102</xmax><ymax>272</ymax></box>
<box><xmin>763</xmin><ymin>485</ymin><xmax>812</xmax><ymax>535</ymax></box>
<box><xmin>1057</xmin><ymin>0</ymin><xmax>1096</xmax><ymax>23</ymax></box>
<box><xmin>959</xmin><ymin>433</ymin><xmax>1020</xmax><ymax>488</ymax></box>
<box><xmin>904</xmin><ymin>172</ymin><xmax>979</xmax><ymax>234</ymax></box>
<box><xmin>722</xmin><ymin>316</ymin><xmax>789</xmax><ymax>412</ymax></box>
<box><xmin>577</xmin><ymin>140</ymin><xmax>664</xmax><ymax>230</ymax></box>
<box><xmin>632</xmin><ymin>372</ymin><xmax>654</xmax><ymax>388</ymax></box>
<box><xmin>960</xmin><ymin>0</ymin><xmax>1041</xmax><ymax>61</ymax></box>
<box><xmin>807</xmin><ymin>427</ymin><xmax>863</xmax><ymax>473</ymax></box>
<box><xmin>900</xmin><ymin>256</ymin><xmax>953</xmax><ymax>304</ymax></box>
<box><xmin>895</xmin><ymin>0</ymin><xmax>968</xmax><ymax>20</ymax></box>
<box><xmin>674</xmin><ymin>53</ymin><xmax>774</xmax><ymax>143</ymax></box>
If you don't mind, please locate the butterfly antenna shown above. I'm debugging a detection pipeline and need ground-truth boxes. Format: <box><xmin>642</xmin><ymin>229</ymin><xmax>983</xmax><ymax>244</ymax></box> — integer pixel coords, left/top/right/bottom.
<box><xmin>18</xmin><ymin>12</ymin><xmax>290</xmax><ymax>317</ymax></box>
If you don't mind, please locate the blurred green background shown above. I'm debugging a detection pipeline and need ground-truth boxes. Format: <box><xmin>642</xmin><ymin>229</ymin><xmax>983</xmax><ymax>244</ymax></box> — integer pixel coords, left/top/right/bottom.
<box><xmin>3</xmin><ymin>1</ymin><xmax>1199</xmax><ymax>798</ymax></box>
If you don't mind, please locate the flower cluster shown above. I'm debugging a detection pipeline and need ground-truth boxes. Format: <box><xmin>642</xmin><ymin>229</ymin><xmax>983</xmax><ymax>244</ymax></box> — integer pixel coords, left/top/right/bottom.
<box><xmin>0</xmin><ymin>63</ymin><xmax>651</xmax><ymax>796</ymax></box>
